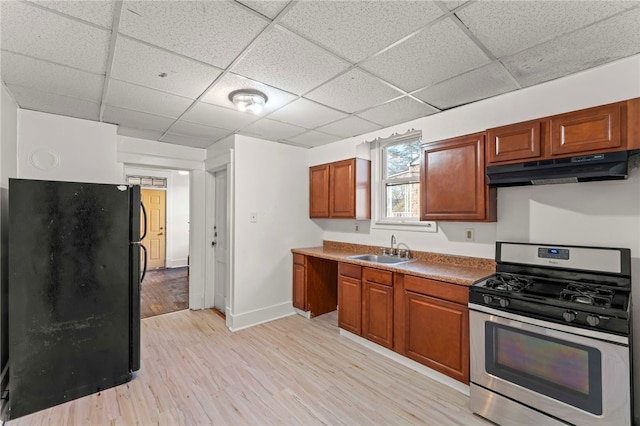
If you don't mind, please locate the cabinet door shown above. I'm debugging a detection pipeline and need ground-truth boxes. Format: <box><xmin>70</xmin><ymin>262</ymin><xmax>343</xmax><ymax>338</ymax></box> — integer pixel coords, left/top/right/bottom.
<box><xmin>338</xmin><ymin>275</ymin><xmax>362</xmax><ymax>335</ymax></box>
<box><xmin>404</xmin><ymin>291</ymin><xmax>469</xmax><ymax>383</ymax></box>
<box><xmin>420</xmin><ymin>133</ymin><xmax>495</xmax><ymax>222</ymax></box>
<box><xmin>309</xmin><ymin>164</ymin><xmax>330</xmax><ymax>218</ymax></box>
<box><xmin>329</xmin><ymin>159</ymin><xmax>356</xmax><ymax>218</ymax></box>
<box><xmin>292</xmin><ymin>262</ymin><xmax>306</xmax><ymax>310</ymax></box>
<box><xmin>362</xmin><ymin>269</ymin><xmax>394</xmax><ymax>349</ymax></box>
<box><xmin>550</xmin><ymin>103</ymin><xmax>621</xmax><ymax>156</ymax></box>
<box><xmin>487</xmin><ymin>120</ymin><xmax>542</xmax><ymax>164</ymax></box>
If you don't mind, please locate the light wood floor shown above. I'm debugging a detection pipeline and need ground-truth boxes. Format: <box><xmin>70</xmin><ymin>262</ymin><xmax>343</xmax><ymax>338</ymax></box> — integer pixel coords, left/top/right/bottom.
<box><xmin>9</xmin><ymin>310</ymin><xmax>491</xmax><ymax>425</ymax></box>
<box><xmin>140</xmin><ymin>267</ymin><xmax>189</xmax><ymax>319</ymax></box>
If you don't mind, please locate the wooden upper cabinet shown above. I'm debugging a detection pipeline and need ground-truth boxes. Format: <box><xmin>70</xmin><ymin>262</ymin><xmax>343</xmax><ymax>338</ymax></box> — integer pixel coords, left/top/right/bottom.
<box><xmin>420</xmin><ymin>133</ymin><xmax>496</xmax><ymax>222</ymax></box>
<box><xmin>550</xmin><ymin>103</ymin><xmax>622</xmax><ymax>156</ymax></box>
<box><xmin>309</xmin><ymin>164</ymin><xmax>330</xmax><ymax>218</ymax></box>
<box><xmin>487</xmin><ymin>120</ymin><xmax>543</xmax><ymax>164</ymax></box>
<box><xmin>309</xmin><ymin>158</ymin><xmax>370</xmax><ymax>219</ymax></box>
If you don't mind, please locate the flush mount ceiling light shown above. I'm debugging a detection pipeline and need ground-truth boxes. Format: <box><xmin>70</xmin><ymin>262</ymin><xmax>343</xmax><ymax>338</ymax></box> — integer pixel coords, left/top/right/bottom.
<box><xmin>228</xmin><ymin>89</ymin><xmax>268</xmax><ymax>114</ymax></box>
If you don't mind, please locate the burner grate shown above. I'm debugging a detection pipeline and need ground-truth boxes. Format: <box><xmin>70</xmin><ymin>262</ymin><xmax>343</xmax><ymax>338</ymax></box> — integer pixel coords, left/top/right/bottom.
<box><xmin>559</xmin><ymin>284</ymin><xmax>614</xmax><ymax>308</ymax></box>
<box><xmin>485</xmin><ymin>274</ymin><xmax>532</xmax><ymax>292</ymax></box>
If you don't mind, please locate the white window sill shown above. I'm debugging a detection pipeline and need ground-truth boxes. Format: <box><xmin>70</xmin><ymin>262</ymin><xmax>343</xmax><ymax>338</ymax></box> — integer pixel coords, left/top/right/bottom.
<box><xmin>372</xmin><ymin>220</ymin><xmax>438</xmax><ymax>233</ymax></box>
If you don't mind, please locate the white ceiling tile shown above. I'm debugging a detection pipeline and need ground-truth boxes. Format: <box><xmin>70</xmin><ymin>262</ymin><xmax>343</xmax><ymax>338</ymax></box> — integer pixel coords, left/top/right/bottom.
<box><xmin>118</xmin><ymin>1</ymin><xmax>268</xmax><ymax>68</ymax></box>
<box><xmin>268</xmin><ymin>98</ymin><xmax>348</xmax><ymax>129</ymax></box>
<box><xmin>106</xmin><ymin>80</ymin><xmax>193</xmax><ymax>118</ymax></box>
<box><xmin>181</xmin><ymin>102</ymin><xmax>259</xmax><ymax>130</ymax></box>
<box><xmin>445</xmin><ymin>1</ymin><xmax>468</xmax><ymax>11</ymax></box>
<box><xmin>0</xmin><ymin>1</ymin><xmax>110</xmax><ymax>73</ymax></box>
<box><xmin>280</xmin><ymin>1</ymin><xmax>443</xmax><ymax>63</ymax></box>
<box><xmin>117</xmin><ymin>127</ymin><xmax>164</xmax><ymax>141</ymax></box>
<box><xmin>170</xmin><ymin>121</ymin><xmax>231</xmax><ymax>140</ymax></box>
<box><xmin>316</xmin><ymin>116</ymin><xmax>382</xmax><ymax>138</ymax></box>
<box><xmin>414</xmin><ymin>63</ymin><xmax>519</xmax><ymax>109</ymax></box>
<box><xmin>357</xmin><ymin>97</ymin><xmax>439</xmax><ymax>127</ymax></box>
<box><xmin>241</xmin><ymin>118</ymin><xmax>306</xmax><ymax>141</ymax></box>
<box><xmin>160</xmin><ymin>133</ymin><xmax>217</xmax><ymax>149</ymax></box>
<box><xmin>306</xmin><ymin>68</ymin><xmax>404</xmax><ymax>113</ymax></box>
<box><xmin>285</xmin><ymin>130</ymin><xmax>343</xmax><ymax>147</ymax></box>
<box><xmin>111</xmin><ymin>37</ymin><xmax>222</xmax><ymax>99</ymax></box>
<box><xmin>231</xmin><ymin>26</ymin><xmax>350</xmax><ymax>95</ymax></box>
<box><xmin>457</xmin><ymin>1</ymin><xmax>637</xmax><ymax>58</ymax></box>
<box><xmin>237</xmin><ymin>1</ymin><xmax>290</xmax><ymax>19</ymax></box>
<box><xmin>31</xmin><ymin>0</ymin><xmax>116</xmax><ymax>28</ymax></box>
<box><xmin>361</xmin><ymin>18</ymin><xmax>491</xmax><ymax>92</ymax></box>
<box><xmin>102</xmin><ymin>106</ymin><xmax>175</xmax><ymax>132</ymax></box>
<box><xmin>1</xmin><ymin>51</ymin><xmax>104</xmax><ymax>102</ymax></box>
<box><xmin>7</xmin><ymin>85</ymin><xmax>100</xmax><ymax>121</ymax></box>
<box><xmin>503</xmin><ymin>7</ymin><xmax>640</xmax><ymax>88</ymax></box>
<box><xmin>201</xmin><ymin>73</ymin><xmax>297</xmax><ymax>115</ymax></box>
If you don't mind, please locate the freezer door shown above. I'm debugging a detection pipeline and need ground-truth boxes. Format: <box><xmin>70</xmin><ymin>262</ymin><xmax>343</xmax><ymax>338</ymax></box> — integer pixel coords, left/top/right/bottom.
<box><xmin>8</xmin><ymin>179</ymin><xmax>134</xmax><ymax>419</ymax></box>
<box><xmin>129</xmin><ymin>185</ymin><xmax>141</xmax><ymax>372</ymax></box>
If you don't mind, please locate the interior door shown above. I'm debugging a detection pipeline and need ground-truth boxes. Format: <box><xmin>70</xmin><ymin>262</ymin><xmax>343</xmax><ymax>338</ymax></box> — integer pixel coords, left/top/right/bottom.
<box><xmin>213</xmin><ymin>170</ymin><xmax>227</xmax><ymax>313</ymax></box>
<box><xmin>141</xmin><ymin>189</ymin><xmax>166</xmax><ymax>270</ymax></box>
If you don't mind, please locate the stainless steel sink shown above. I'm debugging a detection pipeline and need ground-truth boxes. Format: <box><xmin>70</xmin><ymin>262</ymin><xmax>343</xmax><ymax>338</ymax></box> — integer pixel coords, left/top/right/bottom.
<box><xmin>347</xmin><ymin>254</ymin><xmax>413</xmax><ymax>264</ymax></box>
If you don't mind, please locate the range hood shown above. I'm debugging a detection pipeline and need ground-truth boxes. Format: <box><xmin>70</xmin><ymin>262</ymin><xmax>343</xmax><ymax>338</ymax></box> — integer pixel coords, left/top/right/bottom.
<box><xmin>487</xmin><ymin>151</ymin><xmax>629</xmax><ymax>187</ymax></box>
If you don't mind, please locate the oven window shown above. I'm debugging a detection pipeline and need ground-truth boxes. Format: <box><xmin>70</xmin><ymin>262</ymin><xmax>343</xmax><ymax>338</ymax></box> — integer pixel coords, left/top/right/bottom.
<box><xmin>485</xmin><ymin>323</ymin><xmax>602</xmax><ymax>415</ymax></box>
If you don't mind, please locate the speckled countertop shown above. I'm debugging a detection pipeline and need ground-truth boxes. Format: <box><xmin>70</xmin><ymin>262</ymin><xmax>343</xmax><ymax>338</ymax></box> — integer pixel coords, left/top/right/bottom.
<box><xmin>292</xmin><ymin>241</ymin><xmax>496</xmax><ymax>287</ymax></box>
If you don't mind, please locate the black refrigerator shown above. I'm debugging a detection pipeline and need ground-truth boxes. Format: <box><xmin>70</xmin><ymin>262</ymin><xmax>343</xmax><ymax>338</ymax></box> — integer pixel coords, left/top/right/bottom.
<box><xmin>7</xmin><ymin>178</ymin><xmax>146</xmax><ymax>420</ymax></box>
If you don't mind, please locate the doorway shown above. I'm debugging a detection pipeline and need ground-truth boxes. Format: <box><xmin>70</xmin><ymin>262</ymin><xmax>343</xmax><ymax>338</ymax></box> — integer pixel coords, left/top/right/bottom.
<box><xmin>141</xmin><ymin>188</ymin><xmax>166</xmax><ymax>270</ymax></box>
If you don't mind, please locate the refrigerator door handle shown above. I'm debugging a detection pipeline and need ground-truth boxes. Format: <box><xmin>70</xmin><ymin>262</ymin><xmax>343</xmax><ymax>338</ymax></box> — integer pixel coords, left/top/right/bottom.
<box><xmin>140</xmin><ymin>201</ymin><xmax>148</xmax><ymax>241</ymax></box>
<box><xmin>139</xmin><ymin>244</ymin><xmax>148</xmax><ymax>283</ymax></box>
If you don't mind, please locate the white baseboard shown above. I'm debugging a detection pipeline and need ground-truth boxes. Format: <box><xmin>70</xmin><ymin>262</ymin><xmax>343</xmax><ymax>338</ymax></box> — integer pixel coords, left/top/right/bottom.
<box><xmin>228</xmin><ymin>302</ymin><xmax>296</xmax><ymax>332</ymax></box>
<box><xmin>339</xmin><ymin>329</ymin><xmax>470</xmax><ymax>396</ymax></box>
<box><xmin>166</xmin><ymin>258</ymin><xmax>188</xmax><ymax>268</ymax></box>
<box><xmin>293</xmin><ymin>307</ymin><xmax>311</xmax><ymax>319</ymax></box>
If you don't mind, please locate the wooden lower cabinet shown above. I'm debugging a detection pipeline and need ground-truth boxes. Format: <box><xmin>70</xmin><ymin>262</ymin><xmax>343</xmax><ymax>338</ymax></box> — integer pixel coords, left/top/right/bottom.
<box><xmin>362</xmin><ymin>268</ymin><xmax>394</xmax><ymax>349</ymax></box>
<box><xmin>292</xmin><ymin>254</ymin><xmax>337</xmax><ymax>317</ymax></box>
<box><xmin>338</xmin><ymin>263</ymin><xmax>362</xmax><ymax>335</ymax></box>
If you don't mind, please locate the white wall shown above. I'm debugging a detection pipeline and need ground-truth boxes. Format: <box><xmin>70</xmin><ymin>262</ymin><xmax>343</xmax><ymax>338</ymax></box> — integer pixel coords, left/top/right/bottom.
<box><xmin>123</xmin><ymin>166</ymin><xmax>190</xmax><ymax>268</ymax></box>
<box><xmin>0</xmin><ymin>84</ymin><xmax>18</xmax><ymax>384</ymax></box>
<box><xmin>227</xmin><ymin>135</ymin><xmax>322</xmax><ymax>329</ymax></box>
<box><xmin>18</xmin><ymin>110</ymin><xmax>122</xmax><ymax>183</ymax></box>
<box><xmin>308</xmin><ymin>53</ymin><xmax>640</xmax><ymax>424</ymax></box>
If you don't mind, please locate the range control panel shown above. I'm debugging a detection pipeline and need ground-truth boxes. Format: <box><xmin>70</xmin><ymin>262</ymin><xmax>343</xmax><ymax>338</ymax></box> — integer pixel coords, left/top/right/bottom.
<box><xmin>537</xmin><ymin>247</ymin><xmax>570</xmax><ymax>260</ymax></box>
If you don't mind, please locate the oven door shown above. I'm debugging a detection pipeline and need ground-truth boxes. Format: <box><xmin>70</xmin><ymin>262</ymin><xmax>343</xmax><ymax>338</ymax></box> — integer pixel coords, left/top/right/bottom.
<box><xmin>469</xmin><ymin>305</ymin><xmax>631</xmax><ymax>426</ymax></box>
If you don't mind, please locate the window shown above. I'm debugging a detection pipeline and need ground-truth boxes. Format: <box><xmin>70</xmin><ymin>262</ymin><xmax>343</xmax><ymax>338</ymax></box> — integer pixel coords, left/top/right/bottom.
<box><xmin>126</xmin><ymin>175</ymin><xmax>167</xmax><ymax>188</ymax></box>
<box><xmin>380</xmin><ymin>131</ymin><xmax>422</xmax><ymax>222</ymax></box>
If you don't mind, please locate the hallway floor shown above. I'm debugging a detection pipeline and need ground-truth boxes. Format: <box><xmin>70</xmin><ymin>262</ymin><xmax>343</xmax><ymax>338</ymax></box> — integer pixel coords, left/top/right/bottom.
<box><xmin>140</xmin><ymin>267</ymin><xmax>188</xmax><ymax>319</ymax></box>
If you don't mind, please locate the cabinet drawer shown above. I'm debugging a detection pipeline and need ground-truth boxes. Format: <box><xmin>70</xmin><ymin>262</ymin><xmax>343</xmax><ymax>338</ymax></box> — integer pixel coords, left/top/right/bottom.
<box><xmin>404</xmin><ymin>275</ymin><xmax>468</xmax><ymax>305</ymax></box>
<box><xmin>339</xmin><ymin>262</ymin><xmax>361</xmax><ymax>279</ymax></box>
<box><xmin>293</xmin><ymin>253</ymin><xmax>305</xmax><ymax>266</ymax></box>
<box><xmin>363</xmin><ymin>267</ymin><xmax>393</xmax><ymax>286</ymax></box>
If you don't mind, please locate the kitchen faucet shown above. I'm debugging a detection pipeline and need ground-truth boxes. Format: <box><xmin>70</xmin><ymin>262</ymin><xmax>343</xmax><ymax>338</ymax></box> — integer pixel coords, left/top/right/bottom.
<box><xmin>390</xmin><ymin>234</ymin><xmax>396</xmax><ymax>255</ymax></box>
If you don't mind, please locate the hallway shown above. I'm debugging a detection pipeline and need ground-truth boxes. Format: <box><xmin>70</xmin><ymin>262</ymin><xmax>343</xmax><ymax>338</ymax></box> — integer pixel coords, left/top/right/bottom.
<box><xmin>140</xmin><ymin>267</ymin><xmax>188</xmax><ymax>319</ymax></box>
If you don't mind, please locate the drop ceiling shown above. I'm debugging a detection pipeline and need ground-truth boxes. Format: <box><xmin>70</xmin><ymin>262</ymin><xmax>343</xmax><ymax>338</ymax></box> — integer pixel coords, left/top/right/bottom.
<box><xmin>1</xmin><ymin>0</ymin><xmax>639</xmax><ymax>149</ymax></box>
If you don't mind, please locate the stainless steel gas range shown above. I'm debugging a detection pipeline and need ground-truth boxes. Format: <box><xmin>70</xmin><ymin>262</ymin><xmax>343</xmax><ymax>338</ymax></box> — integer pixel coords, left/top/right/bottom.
<box><xmin>469</xmin><ymin>242</ymin><xmax>632</xmax><ymax>426</ymax></box>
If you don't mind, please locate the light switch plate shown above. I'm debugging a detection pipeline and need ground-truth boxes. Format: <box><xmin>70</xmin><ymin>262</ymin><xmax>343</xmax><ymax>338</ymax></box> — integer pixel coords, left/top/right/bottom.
<box><xmin>250</xmin><ymin>213</ymin><xmax>257</xmax><ymax>223</ymax></box>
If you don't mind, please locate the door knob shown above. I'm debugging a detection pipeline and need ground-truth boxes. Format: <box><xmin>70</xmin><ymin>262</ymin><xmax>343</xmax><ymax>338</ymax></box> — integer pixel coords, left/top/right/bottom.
<box><xmin>157</xmin><ymin>232</ymin><xmax>163</xmax><ymax>236</ymax></box>
<box><xmin>211</xmin><ymin>241</ymin><xmax>217</xmax><ymax>247</ymax></box>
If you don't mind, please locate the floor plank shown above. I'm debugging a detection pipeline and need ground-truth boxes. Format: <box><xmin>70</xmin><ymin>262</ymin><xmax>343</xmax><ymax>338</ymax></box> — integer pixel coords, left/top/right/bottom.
<box><xmin>9</xmin><ymin>310</ymin><xmax>491</xmax><ymax>425</ymax></box>
<box><xmin>140</xmin><ymin>267</ymin><xmax>189</xmax><ymax>319</ymax></box>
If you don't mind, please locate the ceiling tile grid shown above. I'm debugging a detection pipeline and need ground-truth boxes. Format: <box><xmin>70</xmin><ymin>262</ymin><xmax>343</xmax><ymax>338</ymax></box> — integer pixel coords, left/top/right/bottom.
<box><xmin>1</xmin><ymin>51</ymin><xmax>105</xmax><ymax>103</ymax></box>
<box><xmin>357</xmin><ymin>96</ymin><xmax>439</xmax><ymax>128</ymax></box>
<box><xmin>279</xmin><ymin>1</ymin><xmax>444</xmax><ymax>63</ymax></box>
<box><xmin>8</xmin><ymin>84</ymin><xmax>101</xmax><ymax>122</ymax></box>
<box><xmin>110</xmin><ymin>36</ymin><xmax>223</xmax><ymax>99</ymax></box>
<box><xmin>361</xmin><ymin>18</ymin><xmax>492</xmax><ymax>92</ymax></box>
<box><xmin>2</xmin><ymin>0</ymin><xmax>640</xmax><ymax>149</ymax></box>
<box><xmin>0</xmin><ymin>1</ymin><xmax>110</xmax><ymax>74</ymax></box>
<box><xmin>118</xmin><ymin>1</ymin><xmax>268</xmax><ymax>68</ymax></box>
<box><xmin>305</xmin><ymin>68</ymin><xmax>405</xmax><ymax>114</ymax></box>
<box><xmin>231</xmin><ymin>26</ymin><xmax>351</xmax><ymax>95</ymax></box>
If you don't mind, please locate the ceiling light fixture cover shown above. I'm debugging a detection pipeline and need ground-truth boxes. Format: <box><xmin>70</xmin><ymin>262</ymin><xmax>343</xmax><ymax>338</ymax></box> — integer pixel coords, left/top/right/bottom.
<box><xmin>228</xmin><ymin>89</ymin><xmax>268</xmax><ymax>114</ymax></box>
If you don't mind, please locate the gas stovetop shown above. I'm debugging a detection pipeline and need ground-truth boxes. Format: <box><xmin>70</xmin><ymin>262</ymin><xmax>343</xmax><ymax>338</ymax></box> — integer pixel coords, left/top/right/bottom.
<box><xmin>469</xmin><ymin>242</ymin><xmax>632</xmax><ymax>336</ymax></box>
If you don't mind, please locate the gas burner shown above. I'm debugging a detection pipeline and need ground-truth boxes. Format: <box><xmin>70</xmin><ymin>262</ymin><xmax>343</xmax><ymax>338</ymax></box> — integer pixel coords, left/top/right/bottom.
<box><xmin>485</xmin><ymin>274</ymin><xmax>532</xmax><ymax>292</ymax></box>
<box><xmin>559</xmin><ymin>284</ymin><xmax>614</xmax><ymax>308</ymax></box>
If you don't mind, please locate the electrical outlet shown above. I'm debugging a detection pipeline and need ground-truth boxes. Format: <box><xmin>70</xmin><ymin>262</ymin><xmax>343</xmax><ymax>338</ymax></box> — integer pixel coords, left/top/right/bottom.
<box><xmin>465</xmin><ymin>228</ymin><xmax>474</xmax><ymax>242</ymax></box>
<box><xmin>250</xmin><ymin>213</ymin><xmax>257</xmax><ymax>223</ymax></box>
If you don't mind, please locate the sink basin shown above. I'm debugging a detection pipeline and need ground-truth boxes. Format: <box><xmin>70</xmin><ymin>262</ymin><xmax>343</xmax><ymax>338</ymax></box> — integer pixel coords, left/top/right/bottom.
<box><xmin>348</xmin><ymin>254</ymin><xmax>413</xmax><ymax>264</ymax></box>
